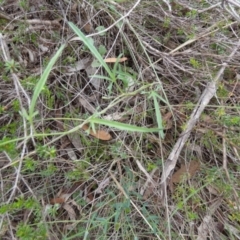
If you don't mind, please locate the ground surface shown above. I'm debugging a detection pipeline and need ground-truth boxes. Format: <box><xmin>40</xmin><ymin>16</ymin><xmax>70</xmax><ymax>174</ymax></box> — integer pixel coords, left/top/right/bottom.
<box><xmin>0</xmin><ymin>0</ymin><xmax>240</xmax><ymax>239</ymax></box>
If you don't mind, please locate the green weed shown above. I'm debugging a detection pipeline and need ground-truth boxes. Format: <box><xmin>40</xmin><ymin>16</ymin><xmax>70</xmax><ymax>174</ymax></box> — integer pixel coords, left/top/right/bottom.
<box><xmin>16</xmin><ymin>222</ymin><xmax>47</xmax><ymax>240</ymax></box>
<box><xmin>189</xmin><ymin>57</ymin><xmax>201</xmax><ymax>69</ymax></box>
<box><xmin>4</xmin><ymin>59</ymin><xmax>20</xmax><ymax>73</ymax></box>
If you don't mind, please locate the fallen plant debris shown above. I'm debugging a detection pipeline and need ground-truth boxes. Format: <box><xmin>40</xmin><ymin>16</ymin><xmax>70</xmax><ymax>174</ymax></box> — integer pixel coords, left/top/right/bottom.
<box><xmin>171</xmin><ymin>160</ymin><xmax>201</xmax><ymax>184</ymax></box>
<box><xmin>81</xmin><ymin>124</ymin><xmax>112</xmax><ymax>141</ymax></box>
<box><xmin>104</xmin><ymin>57</ymin><xmax>128</xmax><ymax>63</ymax></box>
<box><xmin>0</xmin><ymin>0</ymin><xmax>240</xmax><ymax>239</ymax></box>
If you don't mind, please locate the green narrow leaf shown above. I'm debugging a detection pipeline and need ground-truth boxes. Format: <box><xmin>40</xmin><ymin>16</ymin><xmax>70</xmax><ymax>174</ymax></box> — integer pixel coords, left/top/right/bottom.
<box><xmin>68</xmin><ymin>22</ymin><xmax>114</xmax><ymax>81</ymax></box>
<box><xmin>151</xmin><ymin>92</ymin><xmax>164</xmax><ymax>139</ymax></box>
<box><xmin>90</xmin><ymin>118</ymin><xmax>160</xmax><ymax>133</ymax></box>
<box><xmin>29</xmin><ymin>44</ymin><xmax>65</xmax><ymax>119</ymax></box>
<box><xmin>19</xmin><ymin>107</ymin><xmax>29</xmax><ymax>120</ymax></box>
<box><xmin>89</xmin><ymin>74</ymin><xmax>113</xmax><ymax>81</ymax></box>
<box><xmin>154</xmin><ymin>91</ymin><xmax>168</xmax><ymax>105</ymax></box>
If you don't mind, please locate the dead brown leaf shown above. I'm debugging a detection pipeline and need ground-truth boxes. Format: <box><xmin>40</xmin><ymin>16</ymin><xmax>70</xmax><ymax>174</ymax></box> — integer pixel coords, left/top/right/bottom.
<box><xmin>82</xmin><ymin>124</ymin><xmax>112</xmax><ymax>141</ymax></box>
<box><xmin>83</xmin><ymin>23</ymin><xmax>93</xmax><ymax>33</ymax></box>
<box><xmin>49</xmin><ymin>197</ymin><xmax>65</xmax><ymax>204</ymax></box>
<box><xmin>95</xmin><ymin>177</ymin><xmax>110</xmax><ymax>194</ymax></box>
<box><xmin>171</xmin><ymin>161</ymin><xmax>200</xmax><ymax>184</ymax></box>
<box><xmin>197</xmin><ymin>215</ymin><xmax>212</xmax><ymax>240</ymax></box>
<box><xmin>63</xmin><ymin>203</ymin><xmax>76</xmax><ymax>221</ymax></box>
<box><xmin>50</xmin><ymin>192</ymin><xmax>71</xmax><ymax>204</ymax></box>
<box><xmin>163</xmin><ymin>111</ymin><xmax>173</xmax><ymax>129</ymax></box>
<box><xmin>104</xmin><ymin>57</ymin><xmax>128</xmax><ymax>63</ymax></box>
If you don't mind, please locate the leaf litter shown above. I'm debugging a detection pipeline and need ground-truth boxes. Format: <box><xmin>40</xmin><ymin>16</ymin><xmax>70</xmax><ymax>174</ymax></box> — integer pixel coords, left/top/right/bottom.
<box><xmin>1</xmin><ymin>0</ymin><xmax>240</xmax><ymax>239</ymax></box>
<box><xmin>81</xmin><ymin>124</ymin><xmax>112</xmax><ymax>141</ymax></box>
<box><xmin>171</xmin><ymin>160</ymin><xmax>200</xmax><ymax>184</ymax></box>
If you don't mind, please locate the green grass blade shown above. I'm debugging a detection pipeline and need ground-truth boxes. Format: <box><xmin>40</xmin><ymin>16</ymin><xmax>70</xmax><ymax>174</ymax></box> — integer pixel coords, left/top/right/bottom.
<box><xmin>89</xmin><ymin>74</ymin><xmax>113</xmax><ymax>81</ymax></box>
<box><xmin>151</xmin><ymin>92</ymin><xmax>164</xmax><ymax>139</ymax></box>
<box><xmin>68</xmin><ymin>22</ymin><xmax>114</xmax><ymax>81</ymax></box>
<box><xmin>29</xmin><ymin>44</ymin><xmax>65</xmax><ymax>120</ymax></box>
<box><xmin>90</xmin><ymin>118</ymin><xmax>160</xmax><ymax>133</ymax></box>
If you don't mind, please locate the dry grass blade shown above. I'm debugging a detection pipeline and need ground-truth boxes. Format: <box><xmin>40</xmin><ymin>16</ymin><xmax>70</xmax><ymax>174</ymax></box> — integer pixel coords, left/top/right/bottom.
<box><xmin>104</xmin><ymin>57</ymin><xmax>128</xmax><ymax>63</ymax></box>
<box><xmin>63</xmin><ymin>203</ymin><xmax>77</xmax><ymax>221</ymax></box>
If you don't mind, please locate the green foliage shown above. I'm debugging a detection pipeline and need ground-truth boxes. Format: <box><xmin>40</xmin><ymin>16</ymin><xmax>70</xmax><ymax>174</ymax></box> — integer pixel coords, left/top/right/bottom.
<box><xmin>163</xmin><ymin>17</ymin><xmax>171</xmax><ymax>28</ymax></box>
<box><xmin>189</xmin><ymin>57</ymin><xmax>200</xmax><ymax>69</ymax></box>
<box><xmin>0</xmin><ymin>105</ymin><xmax>5</xmax><ymax>114</ymax></box>
<box><xmin>68</xmin><ymin>22</ymin><xmax>114</xmax><ymax>78</ymax></box>
<box><xmin>65</xmin><ymin>169</ymin><xmax>82</xmax><ymax>181</ymax></box>
<box><xmin>147</xmin><ymin>162</ymin><xmax>158</xmax><ymax>171</ymax></box>
<box><xmin>21</xmin><ymin>76</ymin><xmax>39</xmax><ymax>91</ymax></box>
<box><xmin>215</xmin><ymin>106</ymin><xmax>226</xmax><ymax>118</ymax></box>
<box><xmin>110</xmin><ymin>141</ymin><xmax>128</xmax><ymax>159</ymax></box>
<box><xmin>172</xmin><ymin>183</ymin><xmax>203</xmax><ymax>223</ymax></box>
<box><xmin>27</xmin><ymin>44</ymin><xmax>65</xmax><ymax>125</ymax></box>
<box><xmin>217</xmin><ymin>83</ymin><xmax>229</xmax><ymax>98</ymax></box>
<box><xmin>177</xmin><ymin>28</ymin><xmax>185</xmax><ymax>36</ymax></box>
<box><xmin>63</xmin><ymin>55</ymin><xmax>76</xmax><ymax>65</ymax></box>
<box><xmin>95</xmin><ymin>26</ymin><xmax>106</xmax><ymax>36</ymax></box>
<box><xmin>229</xmin><ymin>204</ymin><xmax>240</xmax><ymax>223</ymax></box>
<box><xmin>116</xmin><ymin>65</ymin><xmax>137</xmax><ymax>91</ymax></box>
<box><xmin>187</xmin><ymin>32</ymin><xmax>196</xmax><ymax>40</ymax></box>
<box><xmin>65</xmin><ymin>165</ymin><xmax>90</xmax><ymax>181</ymax></box>
<box><xmin>98</xmin><ymin>44</ymin><xmax>107</xmax><ymax>55</ymax></box>
<box><xmin>205</xmin><ymin>167</ymin><xmax>238</xmax><ymax>200</ymax></box>
<box><xmin>36</xmin><ymin>145</ymin><xmax>56</xmax><ymax>159</ymax></box>
<box><xmin>221</xmin><ymin>114</ymin><xmax>240</xmax><ymax>127</ymax></box>
<box><xmin>0</xmin><ymin>100</ymin><xmax>19</xmax><ymax>121</ymax></box>
<box><xmin>40</xmin><ymin>163</ymin><xmax>57</xmax><ymax>177</ymax></box>
<box><xmin>68</xmin><ymin>22</ymin><xmax>134</xmax><ymax>94</ymax></box>
<box><xmin>19</xmin><ymin>0</ymin><xmax>29</xmax><ymax>11</ymax></box>
<box><xmin>16</xmin><ymin>222</ymin><xmax>47</xmax><ymax>240</ymax></box>
<box><xmin>4</xmin><ymin>59</ymin><xmax>20</xmax><ymax>73</ymax></box>
<box><xmin>201</xmin><ymin>129</ymin><xmax>219</xmax><ymax>149</ymax></box>
<box><xmin>0</xmin><ymin>197</ymin><xmax>39</xmax><ymax>214</ymax></box>
<box><xmin>141</xmin><ymin>205</ymin><xmax>161</xmax><ymax>235</ymax></box>
<box><xmin>22</xmin><ymin>157</ymin><xmax>38</xmax><ymax>173</ymax></box>
<box><xmin>186</xmin><ymin>9</ymin><xmax>198</xmax><ymax>18</ymax></box>
<box><xmin>0</xmin><ymin>136</ymin><xmax>18</xmax><ymax>157</ymax></box>
<box><xmin>12</xmin><ymin>30</ymin><xmax>38</xmax><ymax>45</ymax></box>
<box><xmin>12</xmin><ymin>22</ymin><xmax>35</xmax><ymax>44</ymax></box>
<box><xmin>187</xmin><ymin>210</ymin><xmax>199</xmax><ymax>221</ymax></box>
<box><xmin>210</xmin><ymin>42</ymin><xmax>226</xmax><ymax>55</ymax></box>
<box><xmin>113</xmin><ymin>198</ymin><xmax>131</xmax><ymax>222</ymax></box>
<box><xmin>28</xmin><ymin>32</ymin><xmax>38</xmax><ymax>45</ymax></box>
<box><xmin>12</xmin><ymin>99</ymin><xmax>20</xmax><ymax>112</ymax></box>
<box><xmin>41</xmin><ymin>86</ymin><xmax>55</xmax><ymax>108</ymax></box>
<box><xmin>161</xmin><ymin>32</ymin><xmax>170</xmax><ymax>45</ymax></box>
<box><xmin>0</xmin><ymin>121</ymin><xmax>18</xmax><ymax>135</ymax></box>
<box><xmin>185</xmin><ymin>101</ymin><xmax>196</xmax><ymax>111</ymax></box>
<box><xmin>89</xmin><ymin>117</ymin><xmax>160</xmax><ymax>133</ymax></box>
<box><xmin>149</xmin><ymin>90</ymin><xmax>165</xmax><ymax>139</ymax></box>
